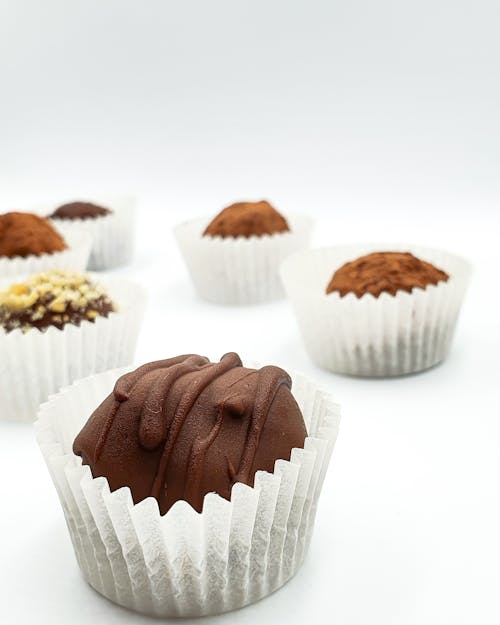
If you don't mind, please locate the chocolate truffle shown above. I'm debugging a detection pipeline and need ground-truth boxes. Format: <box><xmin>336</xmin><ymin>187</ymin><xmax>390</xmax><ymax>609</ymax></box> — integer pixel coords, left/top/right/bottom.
<box><xmin>0</xmin><ymin>270</ymin><xmax>115</xmax><ymax>333</ymax></box>
<box><xmin>0</xmin><ymin>212</ymin><xmax>67</xmax><ymax>258</ymax></box>
<box><xmin>203</xmin><ymin>200</ymin><xmax>290</xmax><ymax>238</ymax></box>
<box><xmin>326</xmin><ymin>251</ymin><xmax>449</xmax><ymax>298</ymax></box>
<box><xmin>51</xmin><ymin>201</ymin><xmax>112</xmax><ymax>220</ymax></box>
<box><xmin>73</xmin><ymin>352</ymin><xmax>307</xmax><ymax>514</ymax></box>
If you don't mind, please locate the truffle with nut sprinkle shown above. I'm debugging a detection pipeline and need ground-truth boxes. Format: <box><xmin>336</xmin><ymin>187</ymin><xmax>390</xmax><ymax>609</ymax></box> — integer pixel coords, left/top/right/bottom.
<box><xmin>0</xmin><ymin>270</ymin><xmax>115</xmax><ymax>333</ymax></box>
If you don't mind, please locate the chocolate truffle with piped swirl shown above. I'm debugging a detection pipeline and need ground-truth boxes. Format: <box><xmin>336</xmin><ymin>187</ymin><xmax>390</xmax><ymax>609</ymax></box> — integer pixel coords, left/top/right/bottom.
<box><xmin>73</xmin><ymin>353</ymin><xmax>307</xmax><ymax>513</ymax></box>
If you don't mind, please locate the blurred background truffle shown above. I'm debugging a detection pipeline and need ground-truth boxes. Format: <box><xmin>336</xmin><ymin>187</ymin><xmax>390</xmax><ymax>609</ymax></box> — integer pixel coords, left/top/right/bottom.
<box><xmin>0</xmin><ymin>212</ymin><xmax>67</xmax><ymax>258</ymax></box>
<box><xmin>51</xmin><ymin>201</ymin><xmax>112</xmax><ymax>221</ymax></box>
<box><xmin>203</xmin><ymin>200</ymin><xmax>290</xmax><ymax>238</ymax></box>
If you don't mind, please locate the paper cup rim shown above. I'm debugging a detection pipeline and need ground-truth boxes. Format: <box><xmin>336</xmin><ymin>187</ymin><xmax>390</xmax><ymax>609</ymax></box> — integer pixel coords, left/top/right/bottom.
<box><xmin>51</xmin><ymin>212</ymin><xmax>113</xmax><ymax>225</ymax></box>
<box><xmin>281</xmin><ymin>242</ymin><xmax>473</xmax><ymax>302</ymax></box>
<box><xmin>36</xmin><ymin>362</ymin><xmax>340</xmax><ymax>519</ymax></box>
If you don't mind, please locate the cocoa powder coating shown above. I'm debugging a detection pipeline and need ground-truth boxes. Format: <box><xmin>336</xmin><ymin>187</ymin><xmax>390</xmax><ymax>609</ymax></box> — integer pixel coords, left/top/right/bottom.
<box><xmin>326</xmin><ymin>251</ymin><xmax>449</xmax><ymax>298</ymax></box>
<box><xmin>0</xmin><ymin>212</ymin><xmax>67</xmax><ymax>259</ymax></box>
<box><xmin>203</xmin><ymin>200</ymin><xmax>290</xmax><ymax>238</ymax></box>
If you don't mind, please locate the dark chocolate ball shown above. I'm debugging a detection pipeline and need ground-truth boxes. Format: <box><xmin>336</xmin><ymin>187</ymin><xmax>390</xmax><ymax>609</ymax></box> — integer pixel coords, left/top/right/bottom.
<box><xmin>203</xmin><ymin>200</ymin><xmax>289</xmax><ymax>238</ymax></box>
<box><xmin>51</xmin><ymin>201</ymin><xmax>112</xmax><ymax>220</ymax></box>
<box><xmin>73</xmin><ymin>353</ymin><xmax>307</xmax><ymax>514</ymax></box>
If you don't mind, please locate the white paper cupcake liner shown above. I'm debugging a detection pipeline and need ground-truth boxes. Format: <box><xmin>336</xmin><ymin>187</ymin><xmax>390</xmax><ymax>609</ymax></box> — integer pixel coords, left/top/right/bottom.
<box><xmin>35</xmin><ymin>364</ymin><xmax>340</xmax><ymax>617</ymax></box>
<box><xmin>50</xmin><ymin>197</ymin><xmax>137</xmax><ymax>271</ymax></box>
<box><xmin>0</xmin><ymin>230</ymin><xmax>91</xmax><ymax>279</ymax></box>
<box><xmin>174</xmin><ymin>215</ymin><xmax>313</xmax><ymax>305</ymax></box>
<box><xmin>281</xmin><ymin>244</ymin><xmax>472</xmax><ymax>377</ymax></box>
<box><xmin>0</xmin><ymin>276</ymin><xmax>146</xmax><ymax>422</ymax></box>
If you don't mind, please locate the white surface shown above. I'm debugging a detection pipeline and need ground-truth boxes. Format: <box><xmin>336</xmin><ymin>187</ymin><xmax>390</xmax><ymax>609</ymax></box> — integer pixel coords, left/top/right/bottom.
<box><xmin>0</xmin><ymin>0</ymin><xmax>499</xmax><ymax>622</ymax></box>
<box><xmin>0</xmin><ymin>208</ymin><xmax>499</xmax><ymax>625</ymax></box>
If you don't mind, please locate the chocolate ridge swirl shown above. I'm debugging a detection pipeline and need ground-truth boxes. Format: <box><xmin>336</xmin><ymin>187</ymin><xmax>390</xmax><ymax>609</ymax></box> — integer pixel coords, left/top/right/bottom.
<box><xmin>74</xmin><ymin>353</ymin><xmax>306</xmax><ymax>513</ymax></box>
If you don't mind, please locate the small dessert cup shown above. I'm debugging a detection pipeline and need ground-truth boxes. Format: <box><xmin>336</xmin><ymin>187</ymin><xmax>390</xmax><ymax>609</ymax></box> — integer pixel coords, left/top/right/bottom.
<box><xmin>174</xmin><ymin>214</ymin><xmax>313</xmax><ymax>305</ymax></box>
<box><xmin>281</xmin><ymin>243</ymin><xmax>472</xmax><ymax>377</ymax></box>
<box><xmin>50</xmin><ymin>197</ymin><xmax>137</xmax><ymax>270</ymax></box>
<box><xmin>0</xmin><ymin>275</ymin><xmax>146</xmax><ymax>421</ymax></box>
<box><xmin>35</xmin><ymin>363</ymin><xmax>340</xmax><ymax>617</ymax></box>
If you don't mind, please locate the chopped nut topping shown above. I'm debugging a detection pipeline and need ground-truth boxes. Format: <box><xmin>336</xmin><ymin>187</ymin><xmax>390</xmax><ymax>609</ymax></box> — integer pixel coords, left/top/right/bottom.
<box><xmin>48</xmin><ymin>298</ymin><xmax>66</xmax><ymax>313</ymax></box>
<box><xmin>0</xmin><ymin>269</ymin><xmax>116</xmax><ymax>333</ymax></box>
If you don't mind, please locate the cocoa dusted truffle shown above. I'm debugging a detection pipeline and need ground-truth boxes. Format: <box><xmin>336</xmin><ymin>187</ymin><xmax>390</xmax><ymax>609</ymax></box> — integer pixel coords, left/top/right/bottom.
<box><xmin>203</xmin><ymin>200</ymin><xmax>290</xmax><ymax>238</ymax></box>
<box><xmin>326</xmin><ymin>251</ymin><xmax>449</xmax><ymax>298</ymax></box>
<box><xmin>0</xmin><ymin>212</ymin><xmax>67</xmax><ymax>258</ymax></box>
<box><xmin>73</xmin><ymin>352</ymin><xmax>307</xmax><ymax>514</ymax></box>
<box><xmin>51</xmin><ymin>201</ymin><xmax>112</xmax><ymax>220</ymax></box>
<box><xmin>0</xmin><ymin>270</ymin><xmax>115</xmax><ymax>333</ymax></box>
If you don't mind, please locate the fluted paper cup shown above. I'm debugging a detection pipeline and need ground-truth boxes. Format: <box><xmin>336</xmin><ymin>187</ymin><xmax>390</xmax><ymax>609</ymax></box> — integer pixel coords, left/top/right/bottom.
<box><xmin>50</xmin><ymin>197</ymin><xmax>137</xmax><ymax>270</ymax></box>
<box><xmin>0</xmin><ymin>230</ymin><xmax>91</xmax><ymax>278</ymax></box>
<box><xmin>35</xmin><ymin>364</ymin><xmax>340</xmax><ymax>617</ymax></box>
<box><xmin>174</xmin><ymin>215</ymin><xmax>313</xmax><ymax>305</ymax></box>
<box><xmin>0</xmin><ymin>276</ymin><xmax>146</xmax><ymax>422</ymax></box>
<box><xmin>281</xmin><ymin>244</ymin><xmax>472</xmax><ymax>377</ymax></box>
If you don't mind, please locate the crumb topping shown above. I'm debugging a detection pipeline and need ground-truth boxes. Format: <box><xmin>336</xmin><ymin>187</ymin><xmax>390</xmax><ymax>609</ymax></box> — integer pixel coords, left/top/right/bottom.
<box><xmin>0</xmin><ymin>270</ymin><xmax>116</xmax><ymax>333</ymax></box>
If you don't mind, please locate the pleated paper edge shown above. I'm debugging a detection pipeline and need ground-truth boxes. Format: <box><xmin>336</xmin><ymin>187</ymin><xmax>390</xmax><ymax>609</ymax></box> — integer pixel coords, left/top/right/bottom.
<box><xmin>281</xmin><ymin>243</ymin><xmax>473</xmax><ymax>377</ymax></box>
<box><xmin>174</xmin><ymin>214</ymin><xmax>314</xmax><ymax>305</ymax></box>
<box><xmin>0</xmin><ymin>276</ymin><xmax>146</xmax><ymax>422</ymax></box>
<box><xmin>0</xmin><ymin>230</ymin><xmax>92</xmax><ymax>278</ymax></box>
<box><xmin>34</xmin><ymin>364</ymin><xmax>340</xmax><ymax>617</ymax></box>
<box><xmin>50</xmin><ymin>199</ymin><xmax>137</xmax><ymax>271</ymax></box>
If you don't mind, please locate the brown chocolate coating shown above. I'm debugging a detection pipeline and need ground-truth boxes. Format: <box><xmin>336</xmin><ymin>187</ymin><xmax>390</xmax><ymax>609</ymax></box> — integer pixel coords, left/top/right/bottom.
<box><xmin>73</xmin><ymin>353</ymin><xmax>307</xmax><ymax>514</ymax></box>
<box><xmin>326</xmin><ymin>251</ymin><xmax>449</xmax><ymax>298</ymax></box>
<box><xmin>0</xmin><ymin>212</ymin><xmax>67</xmax><ymax>258</ymax></box>
<box><xmin>51</xmin><ymin>201</ymin><xmax>112</xmax><ymax>220</ymax></box>
<box><xmin>0</xmin><ymin>270</ymin><xmax>115</xmax><ymax>333</ymax></box>
<box><xmin>203</xmin><ymin>200</ymin><xmax>290</xmax><ymax>238</ymax></box>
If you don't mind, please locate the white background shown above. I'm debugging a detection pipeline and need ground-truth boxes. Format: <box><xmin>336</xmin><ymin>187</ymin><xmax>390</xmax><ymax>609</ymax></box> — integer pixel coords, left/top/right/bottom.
<box><xmin>0</xmin><ymin>1</ymin><xmax>499</xmax><ymax>624</ymax></box>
